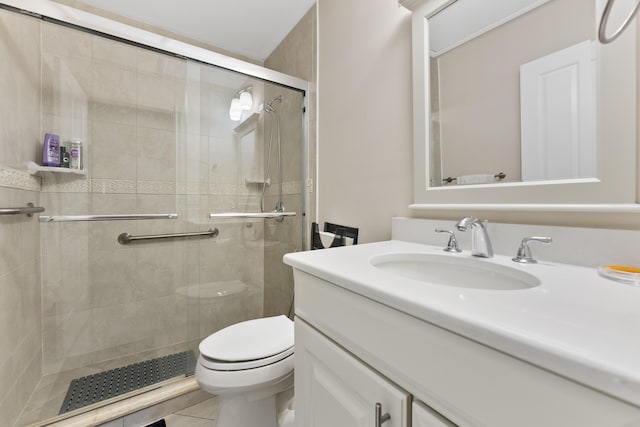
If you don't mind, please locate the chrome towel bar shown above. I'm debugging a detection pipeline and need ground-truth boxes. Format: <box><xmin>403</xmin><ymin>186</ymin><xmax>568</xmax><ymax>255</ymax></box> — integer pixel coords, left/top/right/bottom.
<box><xmin>208</xmin><ymin>212</ymin><xmax>296</xmax><ymax>219</ymax></box>
<box><xmin>117</xmin><ymin>228</ymin><xmax>218</xmax><ymax>245</ymax></box>
<box><xmin>39</xmin><ymin>213</ymin><xmax>178</xmax><ymax>222</ymax></box>
<box><xmin>0</xmin><ymin>203</ymin><xmax>45</xmax><ymax>217</ymax></box>
<box><xmin>442</xmin><ymin>172</ymin><xmax>506</xmax><ymax>184</ymax></box>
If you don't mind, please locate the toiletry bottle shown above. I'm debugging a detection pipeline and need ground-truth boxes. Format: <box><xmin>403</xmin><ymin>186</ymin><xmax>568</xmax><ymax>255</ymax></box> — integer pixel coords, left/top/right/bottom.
<box><xmin>60</xmin><ymin>142</ymin><xmax>70</xmax><ymax>168</ymax></box>
<box><xmin>70</xmin><ymin>139</ymin><xmax>83</xmax><ymax>170</ymax></box>
<box><xmin>42</xmin><ymin>133</ymin><xmax>60</xmax><ymax>167</ymax></box>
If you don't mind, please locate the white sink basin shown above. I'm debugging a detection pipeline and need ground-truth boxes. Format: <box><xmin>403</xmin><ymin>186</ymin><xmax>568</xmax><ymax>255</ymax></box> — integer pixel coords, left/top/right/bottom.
<box><xmin>370</xmin><ymin>252</ymin><xmax>540</xmax><ymax>290</ymax></box>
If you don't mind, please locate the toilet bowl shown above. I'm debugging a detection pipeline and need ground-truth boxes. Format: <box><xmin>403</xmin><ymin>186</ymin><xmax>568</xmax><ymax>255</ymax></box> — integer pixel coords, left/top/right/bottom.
<box><xmin>196</xmin><ymin>315</ymin><xmax>294</xmax><ymax>427</ymax></box>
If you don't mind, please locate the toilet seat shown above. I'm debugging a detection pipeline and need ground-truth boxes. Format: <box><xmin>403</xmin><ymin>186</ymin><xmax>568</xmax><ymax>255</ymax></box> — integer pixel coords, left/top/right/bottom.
<box><xmin>199</xmin><ymin>315</ymin><xmax>294</xmax><ymax>371</ymax></box>
<box><xmin>200</xmin><ymin>346</ymin><xmax>294</xmax><ymax>371</ymax></box>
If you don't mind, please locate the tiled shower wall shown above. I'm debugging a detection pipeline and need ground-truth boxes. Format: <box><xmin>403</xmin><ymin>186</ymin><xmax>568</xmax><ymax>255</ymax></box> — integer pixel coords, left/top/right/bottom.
<box><xmin>263</xmin><ymin>5</ymin><xmax>316</xmax><ymax>317</ymax></box>
<box><xmin>38</xmin><ymin>21</ymin><xmax>271</xmax><ymax>375</ymax></box>
<box><xmin>0</xmin><ymin>9</ymin><xmax>43</xmax><ymax>426</ymax></box>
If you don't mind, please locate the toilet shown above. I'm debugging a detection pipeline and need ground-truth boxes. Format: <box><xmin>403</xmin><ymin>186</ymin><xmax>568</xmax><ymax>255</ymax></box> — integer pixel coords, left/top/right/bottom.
<box><xmin>195</xmin><ymin>315</ymin><xmax>295</xmax><ymax>427</ymax></box>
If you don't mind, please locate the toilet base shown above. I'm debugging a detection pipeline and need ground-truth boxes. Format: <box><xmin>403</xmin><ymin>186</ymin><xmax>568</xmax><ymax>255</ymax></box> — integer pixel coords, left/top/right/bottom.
<box><xmin>217</xmin><ymin>393</ymin><xmax>277</xmax><ymax>427</ymax></box>
<box><xmin>214</xmin><ymin>373</ymin><xmax>294</xmax><ymax>427</ymax></box>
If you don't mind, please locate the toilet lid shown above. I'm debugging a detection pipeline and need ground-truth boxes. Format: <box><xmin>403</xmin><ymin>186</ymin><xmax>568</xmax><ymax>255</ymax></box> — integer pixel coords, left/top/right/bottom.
<box><xmin>199</xmin><ymin>315</ymin><xmax>294</xmax><ymax>362</ymax></box>
<box><xmin>199</xmin><ymin>346</ymin><xmax>294</xmax><ymax>371</ymax></box>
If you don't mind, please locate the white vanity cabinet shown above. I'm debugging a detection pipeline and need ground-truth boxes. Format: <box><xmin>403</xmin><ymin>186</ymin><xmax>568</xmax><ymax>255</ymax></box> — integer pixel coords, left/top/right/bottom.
<box><xmin>295</xmin><ymin>318</ymin><xmax>410</xmax><ymax>427</ymax></box>
<box><xmin>292</xmin><ymin>268</ymin><xmax>640</xmax><ymax>427</ymax></box>
<box><xmin>296</xmin><ymin>318</ymin><xmax>455</xmax><ymax>427</ymax></box>
<box><xmin>413</xmin><ymin>401</ymin><xmax>456</xmax><ymax>427</ymax></box>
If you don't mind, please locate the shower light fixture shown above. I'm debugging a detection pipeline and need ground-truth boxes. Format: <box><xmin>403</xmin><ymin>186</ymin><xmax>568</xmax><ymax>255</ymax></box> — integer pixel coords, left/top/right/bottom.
<box><xmin>229</xmin><ymin>98</ymin><xmax>242</xmax><ymax>121</ymax></box>
<box><xmin>239</xmin><ymin>90</ymin><xmax>253</xmax><ymax>110</ymax></box>
<box><xmin>229</xmin><ymin>87</ymin><xmax>253</xmax><ymax>121</ymax></box>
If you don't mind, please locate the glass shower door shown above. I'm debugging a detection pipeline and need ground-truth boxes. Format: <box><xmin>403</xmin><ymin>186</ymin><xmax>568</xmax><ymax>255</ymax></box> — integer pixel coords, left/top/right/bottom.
<box><xmin>17</xmin><ymin>13</ymin><xmax>305</xmax><ymax>426</ymax></box>
<box><xmin>181</xmin><ymin>59</ymin><xmax>305</xmax><ymax>357</ymax></box>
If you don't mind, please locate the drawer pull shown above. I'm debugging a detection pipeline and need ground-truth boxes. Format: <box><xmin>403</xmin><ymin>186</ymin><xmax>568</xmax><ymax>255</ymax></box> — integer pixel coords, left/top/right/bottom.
<box><xmin>375</xmin><ymin>402</ymin><xmax>391</xmax><ymax>426</ymax></box>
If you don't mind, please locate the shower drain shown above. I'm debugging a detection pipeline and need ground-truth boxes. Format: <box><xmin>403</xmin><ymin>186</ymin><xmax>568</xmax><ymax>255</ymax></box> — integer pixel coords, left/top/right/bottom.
<box><xmin>59</xmin><ymin>350</ymin><xmax>196</xmax><ymax>414</ymax></box>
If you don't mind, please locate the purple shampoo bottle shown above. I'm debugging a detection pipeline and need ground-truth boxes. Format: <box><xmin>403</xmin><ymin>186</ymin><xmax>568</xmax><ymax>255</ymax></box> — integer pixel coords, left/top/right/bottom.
<box><xmin>42</xmin><ymin>133</ymin><xmax>60</xmax><ymax>167</ymax></box>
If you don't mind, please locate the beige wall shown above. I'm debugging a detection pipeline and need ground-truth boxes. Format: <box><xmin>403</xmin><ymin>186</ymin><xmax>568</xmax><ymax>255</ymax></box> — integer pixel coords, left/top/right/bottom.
<box><xmin>317</xmin><ymin>0</ymin><xmax>413</xmax><ymax>243</ymax></box>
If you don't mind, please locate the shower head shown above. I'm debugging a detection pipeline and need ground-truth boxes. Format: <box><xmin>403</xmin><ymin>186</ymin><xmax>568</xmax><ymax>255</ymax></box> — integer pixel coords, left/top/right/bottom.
<box><xmin>265</xmin><ymin>95</ymin><xmax>283</xmax><ymax>113</ymax></box>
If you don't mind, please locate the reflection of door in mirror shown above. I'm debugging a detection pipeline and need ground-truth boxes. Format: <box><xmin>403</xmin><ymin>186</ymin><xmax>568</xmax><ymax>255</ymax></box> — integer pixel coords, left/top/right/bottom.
<box><xmin>429</xmin><ymin>0</ymin><xmax>596</xmax><ymax>186</ymax></box>
<box><xmin>520</xmin><ymin>40</ymin><xmax>596</xmax><ymax>181</ymax></box>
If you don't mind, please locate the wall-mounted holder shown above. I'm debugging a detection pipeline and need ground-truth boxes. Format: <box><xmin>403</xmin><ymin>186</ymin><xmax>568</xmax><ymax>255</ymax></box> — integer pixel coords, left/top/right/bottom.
<box><xmin>28</xmin><ymin>161</ymin><xmax>86</xmax><ymax>176</ymax></box>
<box><xmin>311</xmin><ymin>222</ymin><xmax>359</xmax><ymax>250</ymax></box>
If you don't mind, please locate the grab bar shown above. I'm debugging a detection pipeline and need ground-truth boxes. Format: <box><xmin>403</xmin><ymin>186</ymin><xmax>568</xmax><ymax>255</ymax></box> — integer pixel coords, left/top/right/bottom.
<box><xmin>117</xmin><ymin>228</ymin><xmax>218</xmax><ymax>245</ymax></box>
<box><xmin>0</xmin><ymin>203</ymin><xmax>45</xmax><ymax>217</ymax></box>
<box><xmin>208</xmin><ymin>212</ymin><xmax>296</xmax><ymax>219</ymax></box>
<box><xmin>39</xmin><ymin>213</ymin><xmax>178</xmax><ymax>223</ymax></box>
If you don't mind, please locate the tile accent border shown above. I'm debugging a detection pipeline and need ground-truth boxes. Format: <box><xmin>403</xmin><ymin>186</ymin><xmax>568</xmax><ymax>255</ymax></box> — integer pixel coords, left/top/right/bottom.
<box><xmin>137</xmin><ymin>180</ymin><xmax>177</xmax><ymax>195</ymax></box>
<box><xmin>42</xmin><ymin>177</ymin><xmax>90</xmax><ymax>193</ymax></box>
<box><xmin>264</xmin><ymin>180</ymin><xmax>306</xmax><ymax>196</ymax></box>
<box><xmin>92</xmin><ymin>179</ymin><xmax>136</xmax><ymax>194</ymax></box>
<box><xmin>32</xmin><ymin>176</ymin><xmax>309</xmax><ymax>196</ymax></box>
<box><xmin>0</xmin><ymin>165</ymin><xmax>41</xmax><ymax>192</ymax></box>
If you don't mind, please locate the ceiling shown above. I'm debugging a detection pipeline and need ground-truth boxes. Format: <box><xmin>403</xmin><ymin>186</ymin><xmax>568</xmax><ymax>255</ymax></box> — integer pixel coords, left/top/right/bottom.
<box><xmin>75</xmin><ymin>0</ymin><xmax>316</xmax><ymax>62</ymax></box>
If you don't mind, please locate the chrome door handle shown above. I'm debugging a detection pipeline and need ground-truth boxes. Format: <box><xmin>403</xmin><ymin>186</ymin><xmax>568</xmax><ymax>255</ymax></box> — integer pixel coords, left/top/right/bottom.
<box><xmin>375</xmin><ymin>403</ymin><xmax>391</xmax><ymax>426</ymax></box>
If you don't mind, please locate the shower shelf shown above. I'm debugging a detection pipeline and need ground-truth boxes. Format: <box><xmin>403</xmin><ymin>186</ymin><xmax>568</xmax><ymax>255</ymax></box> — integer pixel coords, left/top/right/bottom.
<box><xmin>28</xmin><ymin>161</ymin><xmax>86</xmax><ymax>176</ymax></box>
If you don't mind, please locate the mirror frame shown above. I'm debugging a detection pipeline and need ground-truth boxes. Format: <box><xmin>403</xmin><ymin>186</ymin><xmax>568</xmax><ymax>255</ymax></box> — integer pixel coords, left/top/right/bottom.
<box><xmin>408</xmin><ymin>0</ymin><xmax>640</xmax><ymax>212</ymax></box>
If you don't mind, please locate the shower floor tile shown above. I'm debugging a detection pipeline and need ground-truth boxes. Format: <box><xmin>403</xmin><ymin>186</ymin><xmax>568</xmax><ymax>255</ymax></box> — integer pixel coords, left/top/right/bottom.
<box><xmin>16</xmin><ymin>342</ymin><xmax>199</xmax><ymax>427</ymax></box>
<box><xmin>60</xmin><ymin>351</ymin><xmax>196</xmax><ymax>414</ymax></box>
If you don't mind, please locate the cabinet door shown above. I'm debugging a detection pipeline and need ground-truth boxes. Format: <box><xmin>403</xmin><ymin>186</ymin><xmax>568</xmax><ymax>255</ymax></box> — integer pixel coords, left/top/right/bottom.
<box><xmin>413</xmin><ymin>401</ymin><xmax>456</xmax><ymax>427</ymax></box>
<box><xmin>295</xmin><ymin>318</ymin><xmax>410</xmax><ymax>427</ymax></box>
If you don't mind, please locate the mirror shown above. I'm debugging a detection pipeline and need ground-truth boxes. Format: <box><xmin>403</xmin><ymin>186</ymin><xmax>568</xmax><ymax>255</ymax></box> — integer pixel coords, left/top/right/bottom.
<box><xmin>409</xmin><ymin>0</ymin><xmax>638</xmax><ymax>207</ymax></box>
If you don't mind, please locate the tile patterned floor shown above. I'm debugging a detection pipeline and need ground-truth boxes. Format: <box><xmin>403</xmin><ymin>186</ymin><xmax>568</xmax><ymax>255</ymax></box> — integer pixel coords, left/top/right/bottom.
<box><xmin>165</xmin><ymin>397</ymin><xmax>218</xmax><ymax>426</ymax></box>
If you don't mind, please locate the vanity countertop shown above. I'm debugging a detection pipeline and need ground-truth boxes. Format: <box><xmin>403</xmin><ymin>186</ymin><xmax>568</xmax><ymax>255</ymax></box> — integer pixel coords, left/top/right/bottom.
<box><xmin>283</xmin><ymin>240</ymin><xmax>640</xmax><ymax>407</ymax></box>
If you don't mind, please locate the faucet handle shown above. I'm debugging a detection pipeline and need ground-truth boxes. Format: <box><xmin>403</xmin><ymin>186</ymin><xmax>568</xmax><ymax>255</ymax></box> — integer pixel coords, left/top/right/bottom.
<box><xmin>435</xmin><ymin>229</ymin><xmax>462</xmax><ymax>253</ymax></box>
<box><xmin>512</xmin><ymin>236</ymin><xmax>552</xmax><ymax>264</ymax></box>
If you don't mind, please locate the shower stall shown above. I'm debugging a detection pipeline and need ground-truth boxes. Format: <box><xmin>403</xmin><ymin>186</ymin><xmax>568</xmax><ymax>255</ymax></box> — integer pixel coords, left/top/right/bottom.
<box><xmin>0</xmin><ymin>2</ymin><xmax>308</xmax><ymax>425</ymax></box>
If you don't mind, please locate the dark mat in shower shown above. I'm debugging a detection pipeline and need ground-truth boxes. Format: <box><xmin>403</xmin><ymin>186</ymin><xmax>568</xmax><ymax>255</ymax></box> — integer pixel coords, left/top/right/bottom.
<box><xmin>59</xmin><ymin>350</ymin><xmax>196</xmax><ymax>414</ymax></box>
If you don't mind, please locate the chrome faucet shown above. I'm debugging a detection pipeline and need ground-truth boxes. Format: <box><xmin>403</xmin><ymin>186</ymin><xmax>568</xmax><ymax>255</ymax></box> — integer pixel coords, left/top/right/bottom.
<box><xmin>455</xmin><ymin>216</ymin><xmax>494</xmax><ymax>258</ymax></box>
